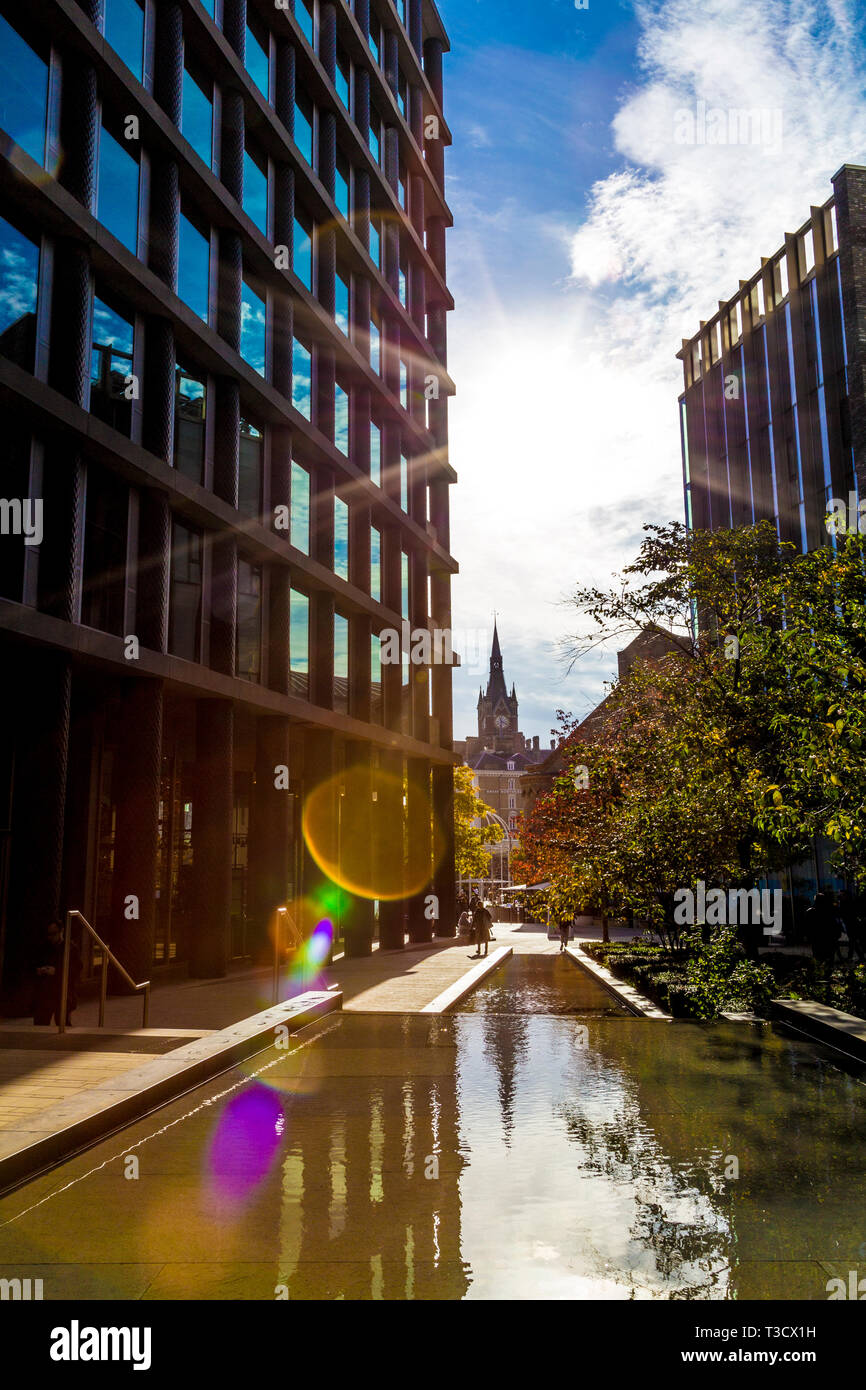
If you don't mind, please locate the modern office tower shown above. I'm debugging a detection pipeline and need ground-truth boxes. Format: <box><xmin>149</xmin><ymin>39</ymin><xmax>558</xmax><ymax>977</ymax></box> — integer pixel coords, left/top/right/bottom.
<box><xmin>678</xmin><ymin>164</ymin><xmax>866</xmax><ymax>551</ymax></box>
<box><xmin>0</xmin><ymin>0</ymin><xmax>457</xmax><ymax>1007</ymax></box>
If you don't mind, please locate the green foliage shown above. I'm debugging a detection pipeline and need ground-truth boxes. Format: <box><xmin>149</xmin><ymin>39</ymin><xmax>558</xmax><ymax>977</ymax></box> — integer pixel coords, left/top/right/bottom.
<box><xmin>516</xmin><ymin>521</ymin><xmax>866</xmax><ymax>933</ymax></box>
<box><xmin>453</xmin><ymin>764</ymin><xmax>503</xmax><ymax>878</ymax></box>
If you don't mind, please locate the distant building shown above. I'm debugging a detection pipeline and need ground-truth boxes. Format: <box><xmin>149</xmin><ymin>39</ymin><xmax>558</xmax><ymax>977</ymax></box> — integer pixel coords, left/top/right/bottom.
<box><xmin>520</xmin><ymin>625</ymin><xmax>690</xmax><ymax>821</ymax></box>
<box><xmin>678</xmin><ymin>164</ymin><xmax>866</xmax><ymax>551</ymax></box>
<box><xmin>454</xmin><ymin>624</ymin><xmax>552</xmax><ymax>883</ymax></box>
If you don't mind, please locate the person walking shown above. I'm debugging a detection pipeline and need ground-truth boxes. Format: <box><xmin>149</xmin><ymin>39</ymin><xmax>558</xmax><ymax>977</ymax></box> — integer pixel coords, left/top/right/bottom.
<box><xmin>558</xmin><ymin>913</ymin><xmax>572</xmax><ymax>953</ymax></box>
<box><xmin>470</xmin><ymin>902</ymin><xmax>493</xmax><ymax>959</ymax></box>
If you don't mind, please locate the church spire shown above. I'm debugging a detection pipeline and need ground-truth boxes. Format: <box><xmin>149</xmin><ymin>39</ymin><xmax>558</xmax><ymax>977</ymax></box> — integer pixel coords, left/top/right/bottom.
<box><xmin>485</xmin><ymin>620</ymin><xmax>508</xmax><ymax>705</ymax></box>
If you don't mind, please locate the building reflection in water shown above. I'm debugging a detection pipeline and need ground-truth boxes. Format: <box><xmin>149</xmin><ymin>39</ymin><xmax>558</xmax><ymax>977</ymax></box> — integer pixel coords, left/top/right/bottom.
<box><xmin>275</xmin><ymin>1014</ymin><xmax>470</xmax><ymax>1300</ymax></box>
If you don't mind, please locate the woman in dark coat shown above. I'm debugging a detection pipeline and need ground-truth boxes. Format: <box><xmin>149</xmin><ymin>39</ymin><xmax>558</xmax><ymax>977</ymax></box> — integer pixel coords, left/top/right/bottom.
<box><xmin>470</xmin><ymin>904</ymin><xmax>493</xmax><ymax>959</ymax></box>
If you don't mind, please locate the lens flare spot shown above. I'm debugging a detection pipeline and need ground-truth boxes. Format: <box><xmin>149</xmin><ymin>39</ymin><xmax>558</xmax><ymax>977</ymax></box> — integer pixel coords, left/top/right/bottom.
<box><xmin>207</xmin><ymin>1084</ymin><xmax>285</xmax><ymax>1203</ymax></box>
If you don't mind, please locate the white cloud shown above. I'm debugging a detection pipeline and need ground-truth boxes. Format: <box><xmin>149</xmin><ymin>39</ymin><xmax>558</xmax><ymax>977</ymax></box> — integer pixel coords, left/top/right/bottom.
<box><xmin>449</xmin><ymin>0</ymin><xmax>866</xmax><ymax>741</ymax></box>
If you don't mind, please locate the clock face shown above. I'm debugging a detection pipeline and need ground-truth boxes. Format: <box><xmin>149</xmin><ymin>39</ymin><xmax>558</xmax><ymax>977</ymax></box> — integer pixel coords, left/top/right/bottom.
<box><xmin>494</xmin><ymin>715</ymin><xmax>509</xmax><ymax>730</ymax></box>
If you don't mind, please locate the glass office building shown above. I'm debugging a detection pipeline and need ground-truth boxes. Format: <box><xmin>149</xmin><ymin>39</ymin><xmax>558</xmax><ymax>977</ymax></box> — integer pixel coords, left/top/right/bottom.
<box><xmin>0</xmin><ymin>0</ymin><xmax>457</xmax><ymax>1004</ymax></box>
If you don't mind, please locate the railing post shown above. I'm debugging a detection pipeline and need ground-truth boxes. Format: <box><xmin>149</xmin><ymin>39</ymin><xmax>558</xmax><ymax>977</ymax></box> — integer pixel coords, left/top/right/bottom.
<box><xmin>142</xmin><ymin>983</ymin><xmax>150</xmax><ymax>1029</ymax></box>
<box><xmin>58</xmin><ymin>912</ymin><xmax>73</xmax><ymax>1035</ymax></box>
<box><xmin>99</xmin><ymin>952</ymin><xmax>108</xmax><ymax>1028</ymax></box>
<box><xmin>273</xmin><ymin>911</ymin><xmax>281</xmax><ymax>1005</ymax></box>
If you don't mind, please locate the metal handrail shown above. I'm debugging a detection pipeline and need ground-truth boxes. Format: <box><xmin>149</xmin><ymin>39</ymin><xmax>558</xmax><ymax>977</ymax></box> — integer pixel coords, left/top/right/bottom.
<box><xmin>58</xmin><ymin>910</ymin><xmax>151</xmax><ymax>1035</ymax></box>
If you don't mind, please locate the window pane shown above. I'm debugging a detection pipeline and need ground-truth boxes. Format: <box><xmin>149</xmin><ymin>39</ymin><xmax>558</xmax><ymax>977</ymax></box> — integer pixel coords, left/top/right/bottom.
<box><xmin>370</xmin><ymin>526</ymin><xmax>381</xmax><ymax>601</ymax></box>
<box><xmin>296</xmin><ymin>0</ymin><xmax>314</xmax><ymax>46</ymax></box>
<box><xmin>295</xmin><ymin>98</ymin><xmax>313</xmax><ymax>165</ymax></box>
<box><xmin>368</xmin><ymin>120</ymin><xmax>380</xmax><ymax>164</ymax></box>
<box><xmin>0</xmin><ymin>215</ymin><xmax>38</xmax><ymax>371</ymax></box>
<box><xmin>169</xmin><ymin>519</ymin><xmax>202</xmax><ymax>661</ymax></box>
<box><xmin>370</xmin><ymin>421</ymin><xmax>381</xmax><ymax>486</ymax></box>
<box><xmin>334</xmin><ymin>382</ymin><xmax>349</xmax><ymax>454</ymax></box>
<box><xmin>166</xmin><ymin>519</ymin><xmax>200</xmax><ymax>658</ymax></box>
<box><xmin>90</xmin><ymin>294</ymin><xmax>134</xmax><ymax>435</ymax></box>
<box><xmin>334</xmin><ymin>613</ymin><xmax>349</xmax><ymax>713</ymax></box>
<box><xmin>175</xmin><ymin>365</ymin><xmax>206</xmax><ymax>482</ymax></box>
<box><xmin>370</xmin><ymin>633</ymin><xmax>382</xmax><ymax>721</ymax></box>
<box><xmin>246</xmin><ymin>23</ymin><xmax>269</xmax><ymax>98</ymax></box>
<box><xmin>243</xmin><ymin>147</ymin><xmax>268</xmax><ymax>235</ymax></box>
<box><xmin>241</xmin><ymin>277</ymin><xmax>266</xmax><ymax>376</ymax></box>
<box><xmin>82</xmin><ymin>461</ymin><xmax>127</xmax><ymax>636</ymax></box>
<box><xmin>97</xmin><ymin>126</ymin><xmax>139</xmax><ymax>252</ymax></box>
<box><xmin>335</xmin><ymin>163</ymin><xmax>349</xmax><ymax>219</ymax></box>
<box><xmin>335</xmin><ymin>271</ymin><xmax>350</xmax><ymax>335</ymax></box>
<box><xmin>236</xmin><ymin>559</ymin><xmax>262</xmax><ymax>682</ymax></box>
<box><xmin>294</xmin><ymin>216</ymin><xmax>312</xmax><ymax>289</ymax></box>
<box><xmin>336</xmin><ymin>54</ymin><xmax>350</xmax><ymax>109</ymax></box>
<box><xmin>398</xmin><ymin>266</ymin><xmax>407</xmax><ymax>307</ymax></box>
<box><xmin>369</xmin><ymin>316</ymin><xmax>380</xmax><ymax>373</ymax></box>
<box><xmin>334</xmin><ymin>497</ymin><xmax>349</xmax><ymax>581</ymax></box>
<box><xmin>239</xmin><ymin>419</ymin><xmax>263</xmax><ymax>519</ymax></box>
<box><xmin>400</xmin><ymin>453</ymin><xmax>408</xmax><ymax>511</ymax></box>
<box><xmin>399</xmin><ymin>360</ymin><xmax>408</xmax><ymax>409</ymax></box>
<box><xmin>369</xmin><ymin>219</ymin><xmax>380</xmax><ymax>267</ymax></box>
<box><xmin>291</xmin><ymin>460</ymin><xmax>310</xmax><ymax>553</ymax></box>
<box><xmin>401</xmin><ymin>551</ymin><xmax>409</xmax><ymax>619</ymax></box>
<box><xmin>292</xmin><ymin>338</ymin><xmax>312</xmax><ymax>419</ymax></box>
<box><xmin>104</xmin><ymin>0</ymin><xmax>144</xmax><ymax>82</ymax></box>
<box><xmin>178</xmin><ymin>213</ymin><xmax>209</xmax><ymax>321</ymax></box>
<box><xmin>182</xmin><ymin>68</ymin><xmax>212</xmax><ymax>167</ymax></box>
<box><xmin>0</xmin><ymin>16</ymin><xmax>48</xmax><ymax>165</ymax></box>
<box><xmin>290</xmin><ymin>588</ymin><xmax>309</xmax><ymax>696</ymax></box>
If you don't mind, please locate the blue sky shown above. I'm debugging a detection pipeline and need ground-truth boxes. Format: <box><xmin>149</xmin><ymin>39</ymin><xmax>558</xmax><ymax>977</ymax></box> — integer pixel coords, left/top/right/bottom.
<box><xmin>436</xmin><ymin>0</ymin><xmax>866</xmax><ymax>746</ymax></box>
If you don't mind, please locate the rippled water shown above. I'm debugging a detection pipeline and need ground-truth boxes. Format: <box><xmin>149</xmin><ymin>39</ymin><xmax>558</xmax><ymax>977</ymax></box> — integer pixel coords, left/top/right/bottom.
<box><xmin>1</xmin><ymin>957</ymin><xmax>864</xmax><ymax>1300</ymax></box>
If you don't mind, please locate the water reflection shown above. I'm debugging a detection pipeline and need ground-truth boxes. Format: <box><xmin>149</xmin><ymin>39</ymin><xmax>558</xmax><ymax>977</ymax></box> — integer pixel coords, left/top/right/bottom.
<box><xmin>2</xmin><ymin>965</ymin><xmax>866</xmax><ymax>1300</ymax></box>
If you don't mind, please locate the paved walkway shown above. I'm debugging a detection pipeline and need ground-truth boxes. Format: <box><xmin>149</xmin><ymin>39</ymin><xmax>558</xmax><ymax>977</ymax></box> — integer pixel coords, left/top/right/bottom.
<box><xmin>0</xmin><ymin>925</ymin><xmax>560</xmax><ymax>1141</ymax></box>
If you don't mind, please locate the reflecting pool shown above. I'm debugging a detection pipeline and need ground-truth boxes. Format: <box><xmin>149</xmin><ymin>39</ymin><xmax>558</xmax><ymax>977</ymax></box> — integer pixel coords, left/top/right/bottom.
<box><xmin>0</xmin><ymin>957</ymin><xmax>864</xmax><ymax>1300</ymax></box>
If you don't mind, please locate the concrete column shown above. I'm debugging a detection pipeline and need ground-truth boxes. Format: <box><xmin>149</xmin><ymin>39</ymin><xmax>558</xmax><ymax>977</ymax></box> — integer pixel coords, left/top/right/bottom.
<box><xmin>406</xmin><ymin>757</ymin><xmax>433</xmax><ymax>942</ymax></box>
<box><xmin>190</xmin><ymin>699</ymin><xmax>234</xmax><ymax>977</ymax></box>
<box><xmin>423</xmin><ymin>36</ymin><xmax>444</xmax><ymax>109</ymax></box>
<box><xmin>110</xmin><ymin>679</ymin><xmax>164</xmax><ymax>983</ymax></box>
<box><xmin>1</xmin><ymin>654</ymin><xmax>72</xmax><ymax>1007</ymax></box>
<box><xmin>222</xmin><ymin>0</ymin><xmax>246</xmax><ymax>60</ymax></box>
<box><xmin>300</xmin><ymin>729</ymin><xmax>338</xmax><ymax>945</ymax></box>
<box><xmin>432</xmin><ymin>763</ymin><xmax>456</xmax><ymax>936</ymax></box>
<box><xmin>273</xmin><ymin>164</ymin><xmax>295</xmax><ymax>397</ymax></box>
<box><xmin>342</xmin><ymin>740</ymin><xmax>375</xmax><ymax>956</ymax></box>
<box><xmin>247</xmin><ymin>716</ymin><xmax>292</xmax><ymax>958</ymax></box>
<box><xmin>319</xmin><ymin>3</ymin><xmax>337</xmax><ymax>82</ymax></box>
<box><xmin>376</xmin><ymin>749</ymin><xmax>405</xmax><ymax>949</ymax></box>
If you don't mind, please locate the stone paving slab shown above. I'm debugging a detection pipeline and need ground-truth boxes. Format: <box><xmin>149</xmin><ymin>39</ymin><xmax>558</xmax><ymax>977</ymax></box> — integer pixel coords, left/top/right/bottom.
<box><xmin>0</xmin><ymin>990</ymin><xmax>341</xmax><ymax>1196</ymax></box>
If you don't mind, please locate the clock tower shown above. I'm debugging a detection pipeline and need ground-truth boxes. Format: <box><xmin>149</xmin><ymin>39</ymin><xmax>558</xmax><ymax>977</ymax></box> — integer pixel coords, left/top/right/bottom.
<box><xmin>476</xmin><ymin>623</ymin><xmax>520</xmax><ymax>753</ymax></box>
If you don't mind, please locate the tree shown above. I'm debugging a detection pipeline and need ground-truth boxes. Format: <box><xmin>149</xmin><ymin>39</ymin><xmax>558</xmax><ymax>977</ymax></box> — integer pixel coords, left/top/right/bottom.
<box><xmin>517</xmin><ymin>520</ymin><xmax>866</xmax><ymax>933</ymax></box>
<box><xmin>453</xmin><ymin>764</ymin><xmax>503</xmax><ymax>878</ymax></box>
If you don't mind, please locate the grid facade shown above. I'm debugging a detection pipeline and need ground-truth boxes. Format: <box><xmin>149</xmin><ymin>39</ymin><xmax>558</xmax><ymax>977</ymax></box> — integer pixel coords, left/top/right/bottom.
<box><xmin>678</xmin><ymin>165</ymin><xmax>866</xmax><ymax>551</ymax></box>
<box><xmin>0</xmin><ymin>0</ymin><xmax>457</xmax><ymax>1003</ymax></box>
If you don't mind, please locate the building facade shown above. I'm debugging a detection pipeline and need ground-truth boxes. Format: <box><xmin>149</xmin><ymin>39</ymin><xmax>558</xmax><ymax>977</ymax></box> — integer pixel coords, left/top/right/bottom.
<box><xmin>679</xmin><ymin>164</ymin><xmax>866</xmax><ymax>550</ymax></box>
<box><xmin>0</xmin><ymin>0</ymin><xmax>457</xmax><ymax>1009</ymax></box>
<box><xmin>678</xmin><ymin>167</ymin><xmax>866</xmax><ymax>907</ymax></box>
